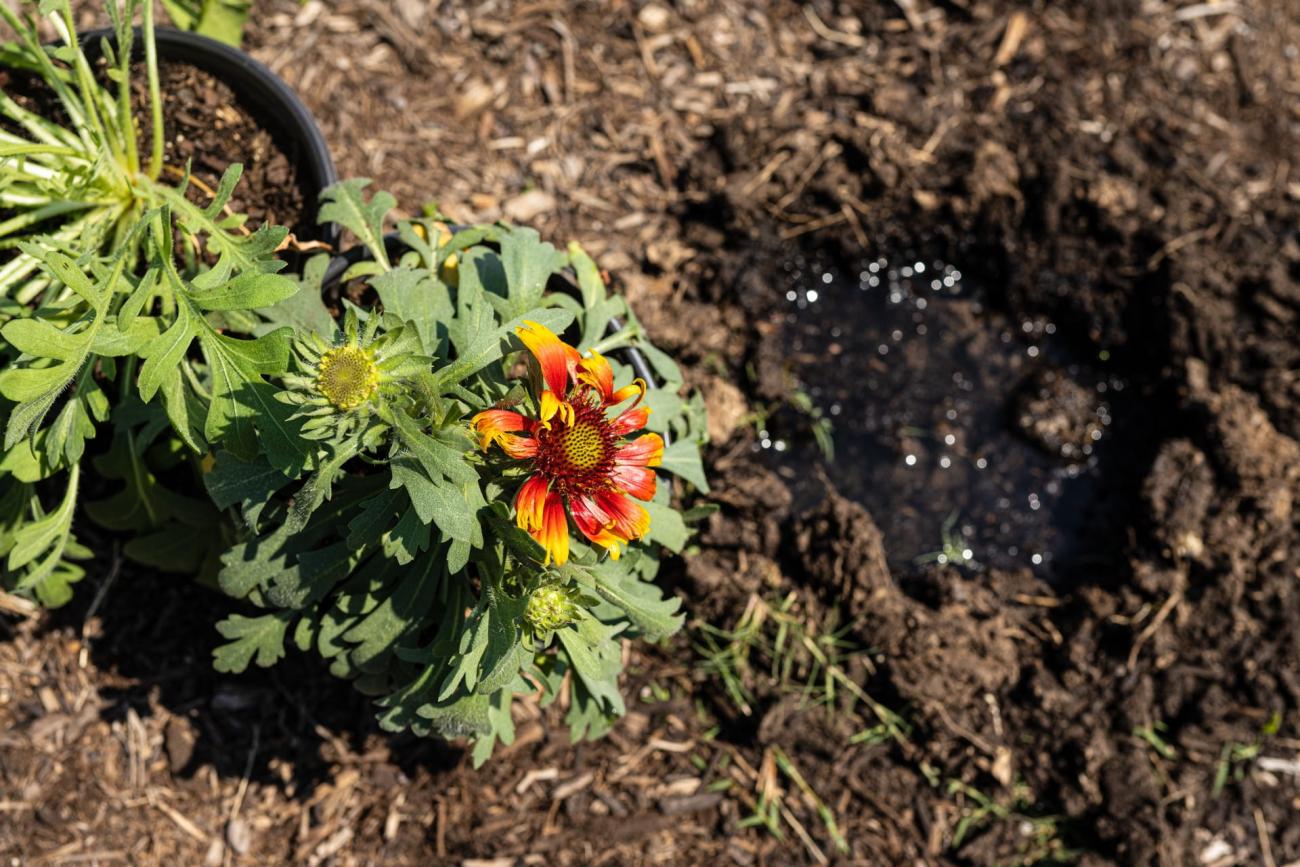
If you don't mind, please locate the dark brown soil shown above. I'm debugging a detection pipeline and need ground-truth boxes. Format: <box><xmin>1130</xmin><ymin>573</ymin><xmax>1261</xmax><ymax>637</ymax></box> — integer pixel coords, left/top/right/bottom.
<box><xmin>139</xmin><ymin>61</ymin><xmax>309</xmax><ymax>236</ymax></box>
<box><xmin>0</xmin><ymin>58</ymin><xmax>310</xmax><ymax>238</ymax></box>
<box><xmin>4</xmin><ymin>2</ymin><xmax>1300</xmax><ymax>866</ymax></box>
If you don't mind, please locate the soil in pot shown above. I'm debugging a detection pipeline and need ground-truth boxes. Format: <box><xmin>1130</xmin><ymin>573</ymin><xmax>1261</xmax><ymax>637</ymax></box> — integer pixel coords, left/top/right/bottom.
<box><xmin>0</xmin><ymin>59</ymin><xmax>310</xmax><ymax>237</ymax></box>
<box><xmin>133</xmin><ymin>61</ymin><xmax>308</xmax><ymax>236</ymax></box>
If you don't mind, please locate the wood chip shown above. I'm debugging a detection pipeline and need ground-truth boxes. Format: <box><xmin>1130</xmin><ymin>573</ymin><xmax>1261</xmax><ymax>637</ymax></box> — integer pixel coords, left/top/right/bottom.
<box><xmin>553</xmin><ymin>772</ymin><xmax>594</xmax><ymax>801</ymax></box>
<box><xmin>515</xmin><ymin>767</ymin><xmax>560</xmax><ymax>794</ymax></box>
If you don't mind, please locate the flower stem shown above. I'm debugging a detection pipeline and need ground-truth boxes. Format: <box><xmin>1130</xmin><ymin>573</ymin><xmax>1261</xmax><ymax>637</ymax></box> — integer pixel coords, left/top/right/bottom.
<box><xmin>587</xmin><ymin>323</ymin><xmax>642</xmax><ymax>356</ymax></box>
<box><xmin>142</xmin><ymin>0</ymin><xmax>164</xmax><ymax>181</ymax></box>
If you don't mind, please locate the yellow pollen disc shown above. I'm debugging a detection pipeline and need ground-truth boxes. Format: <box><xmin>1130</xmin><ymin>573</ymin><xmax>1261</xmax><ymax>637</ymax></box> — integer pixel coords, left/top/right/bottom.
<box><xmin>316</xmin><ymin>345</ymin><xmax>380</xmax><ymax>410</ymax></box>
<box><xmin>559</xmin><ymin>422</ymin><xmax>605</xmax><ymax>470</ymax></box>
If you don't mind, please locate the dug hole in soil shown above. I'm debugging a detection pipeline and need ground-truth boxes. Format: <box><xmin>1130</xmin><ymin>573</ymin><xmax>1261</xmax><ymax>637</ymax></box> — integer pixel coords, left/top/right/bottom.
<box><xmin>5</xmin><ymin>2</ymin><xmax>1300</xmax><ymax>866</ymax></box>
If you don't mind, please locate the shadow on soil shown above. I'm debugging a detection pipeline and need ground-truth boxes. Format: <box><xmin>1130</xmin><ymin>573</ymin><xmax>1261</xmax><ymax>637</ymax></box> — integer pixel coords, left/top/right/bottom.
<box><xmin>35</xmin><ymin>566</ymin><xmax>463</xmax><ymax>798</ymax></box>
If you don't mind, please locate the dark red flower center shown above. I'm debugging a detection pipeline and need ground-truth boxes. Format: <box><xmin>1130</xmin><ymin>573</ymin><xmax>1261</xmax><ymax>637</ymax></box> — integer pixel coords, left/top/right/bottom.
<box><xmin>534</xmin><ymin>392</ymin><xmax>615</xmax><ymax>496</ymax></box>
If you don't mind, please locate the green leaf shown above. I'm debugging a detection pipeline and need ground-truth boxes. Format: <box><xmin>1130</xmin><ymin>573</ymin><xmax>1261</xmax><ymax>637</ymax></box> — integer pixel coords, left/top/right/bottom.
<box><xmin>319</xmin><ymin>179</ymin><xmax>395</xmax><ymax>269</ymax></box>
<box><xmin>198</xmin><ymin>328</ymin><xmax>305</xmax><ymax>471</ymax></box>
<box><xmin>372</xmin><ymin>266</ymin><xmax>452</xmax><ymax>352</ymax></box>
<box><xmin>213</xmin><ymin>612</ymin><xmax>293</xmax><ymax>673</ymax></box>
<box><xmin>124</xmin><ymin>524</ymin><xmax>215</xmax><ymax>573</ymax></box>
<box><xmin>374</xmin><ymin>584</ymin><xmax>470</xmax><ymax>732</ymax></box>
<box><xmin>342</xmin><ymin>556</ymin><xmax>442</xmax><ymax>673</ymax></box>
<box><xmin>0</xmin><ymin>435</ymin><xmax>53</xmax><ymax>484</ymax></box>
<box><xmin>390</xmin><ymin>410</ymin><xmax>478</xmax><ymax>486</ymax></box>
<box><xmin>471</xmin><ymin>685</ymin><xmax>526</xmax><ymax>768</ymax></box>
<box><xmin>3</xmin><ymin>317</ymin><xmax>87</xmax><ymax>358</ymax></box>
<box><xmin>568</xmin><ymin>241</ymin><xmax>606</xmax><ymax>310</ymax></box>
<box><xmin>44</xmin><ymin>375</ymin><xmax>104</xmax><ymax>467</ymax></box>
<box><xmin>202</xmin><ymin>164</ymin><xmax>243</xmax><ymax>218</ymax></box>
<box><xmin>195</xmin><ymin>1</ymin><xmax>252</xmax><ymax>46</ymax></box>
<box><xmin>346</xmin><ymin>489</ymin><xmax>401</xmax><ymax>550</ymax></box>
<box><xmin>192</xmin><ymin>271</ymin><xmax>298</xmax><ymax>311</ymax></box>
<box><xmin>0</xmin><ymin>251</ymin><xmax>110</xmax><ymax>449</ymax></box>
<box><xmin>159</xmin><ymin>366</ymin><xmax>209</xmax><ymax>453</ymax></box>
<box><xmin>7</xmin><ymin>463</ymin><xmax>79</xmax><ymax>583</ymax></box>
<box><xmin>389</xmin><ymin>457</ymin><xmax>477</xmax><ymax>545</ymax></box>
<box><xmin>498</xmin><ymin>225</ymin><xmax>567</xmax><ymax>316</ymax></box>
<box><xmin>33</xmin><ymin>249</ymin><xmax>106</xmax><ymax>308</ymax></box>
<box><xmin>257</xmin><ymin>254</ymin><xmax>336</xmax><ymax>336</ymax></box>
<box><xmin>431</xmin><ymin>305</ymin><xmax>574</xmax><ymax>390</ymax></box>
<box><xmin>204</xmin><ymin>449</ymin><xmax>292</xmax><ymax>511</ymax></box>
<box><xmin>136</xmin><ymin>254</ymin><xmax>306</xmax><ymax>468</ymax></box>
<box><xmin>641</xmin><ymin>389</ymin><xmax>683</xmax><ymax>435</ymax></box>
<box><xmin>565</xmin><ymin>675</ymin><xmax>621</xmax><ymax>742</ymax></box>
<box><xmin>385</xmin><ymin>507</ymin><xmax>431</xmax><ymax>565</ymax></box>
<box><xmin>83</xmin><ymin>409</ymin><xmax>218</xmax><ymax>535</ymax></box>
<box><xmin>159</xmin><ymin>0</ymin><xmax>200</xmax><ymax>29</ymax></box>
<box><xmin>635</xmin><ymin>339</ymin><xmax>683</xmax><ymax>387</ymax></box>
<box><xmin>439</xmin><ymin>582</ymin><xmax>529</xmax><ymax>700</ymax></box>
<box><xmin>556</xmin><ymin>615</ymin><xmax>625</xmax><ymax>714</ymax></box>
<box><xmin>445</xmin><ymin>247</ymin><xmax>502</xmax><ymax>363</ymax></box>
<box><xmin>562</xmin><ymin>558</ymin><xmax>683</xmax><ymax>641</ymax></box>
<box><xmin>643</xmin><ymin>498</ymin><xmax>690</xmax><ymax>552</ymax></box>
<box><xmin>268</xmin><ymin>540</ymin><xmax>362</xmax><ymax>610</ymax></box>
<box><xmin>417</xmin><ymin>692</ymin><xmax>492</xmax><ymax>739</ymax></box>
<box><xmin>118</xmin><ymin>268</ymin><xmax>159</xmax><ymax>331</ymax></box>
<box><xmin>29</xmin><ymin>560</ymin><xmax>87</xmax><ymax>608</ymax></box>
<box><xmin>137</xmin><ymin>300</ymin><xmax>195</xmax><ymax>402</ymax></box>
<box><xmin>219</xmin><ymin>458</ymin><xmax>376</xmax><ymax>604</ymax></box>
<box><xmin>659</xmin><ymin>439</ymin><xmax>709</xmax><ymax>492</ymax></box>
<box><xmin>91</xmin><ymin>316</ymin><xmax>163</xmax><ymax>357</ymax></box>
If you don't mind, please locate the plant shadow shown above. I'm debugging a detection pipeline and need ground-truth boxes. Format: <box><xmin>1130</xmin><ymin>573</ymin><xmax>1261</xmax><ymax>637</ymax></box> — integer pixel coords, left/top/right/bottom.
<box><xmin>33</xmin><ymin>559</ymin><xmax>464</xmax><ymax>798</ymax></box>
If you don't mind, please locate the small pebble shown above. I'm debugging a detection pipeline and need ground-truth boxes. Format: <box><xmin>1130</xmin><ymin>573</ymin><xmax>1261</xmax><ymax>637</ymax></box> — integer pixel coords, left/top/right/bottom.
<box><xmin>225</xmin><ymin>817</ymin><xmax>251</xmax><ymax>855</ymax></box>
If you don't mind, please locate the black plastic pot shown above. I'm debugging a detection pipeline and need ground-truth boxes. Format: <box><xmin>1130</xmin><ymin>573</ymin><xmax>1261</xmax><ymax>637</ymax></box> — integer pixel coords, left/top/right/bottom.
<box><xmin>80</xmin><ymin>26</ymin><xmax>338</xmax><ymax>247</ymax></box>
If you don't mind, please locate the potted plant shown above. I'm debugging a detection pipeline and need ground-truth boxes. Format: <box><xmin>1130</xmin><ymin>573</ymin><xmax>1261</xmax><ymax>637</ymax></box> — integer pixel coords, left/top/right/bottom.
<box><xmin>1</xmin><ymin>0</ymin><xmax>710</xmax><ymax>759</ymax></box>
<box><xmin>0</xmin><ymin>0</ymin><xmax>334</xmax><ymax>601</ymax></box>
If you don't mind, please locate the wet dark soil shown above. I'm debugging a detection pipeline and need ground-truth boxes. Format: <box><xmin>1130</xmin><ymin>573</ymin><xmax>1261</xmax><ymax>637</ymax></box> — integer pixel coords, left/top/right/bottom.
<box><xmin>756</xmin><ymin>245</ymin><xmax>1149</xmax><ymax>581</ymax></box>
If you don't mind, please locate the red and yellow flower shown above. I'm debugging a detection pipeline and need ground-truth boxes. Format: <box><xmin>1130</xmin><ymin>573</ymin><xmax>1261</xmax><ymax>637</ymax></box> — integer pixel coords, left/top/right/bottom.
<box><xmin>471</xmin><ymin>321</ymin><xmax>662</xmax><ymax>566</ymax></box>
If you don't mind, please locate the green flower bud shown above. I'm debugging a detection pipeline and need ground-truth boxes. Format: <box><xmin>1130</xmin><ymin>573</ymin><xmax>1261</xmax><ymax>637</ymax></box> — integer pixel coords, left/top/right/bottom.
<box><xmin>525</xmin><ymin>584</ymin><xmax>578</xmax><ymax>633</ymax></box>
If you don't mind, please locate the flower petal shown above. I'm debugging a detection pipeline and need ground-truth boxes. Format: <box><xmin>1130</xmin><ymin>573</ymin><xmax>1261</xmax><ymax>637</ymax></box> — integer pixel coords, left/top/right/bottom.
<box><xmin>614</xmin><ymin>433</ymin><xmax>664</xmax><ymax>468</ymax></box>
<box><xmin>576</xmin><ymin>350</ymin><xmax>615</xmax><ymax>402</ymax></box>
<box><xmin>594</xmin><ymin>490</ymin><xmax>651</xmax><ymax>541</ymax></box>
<box><xmin>539</xmin><ymin>491</ymin><xmax>570</xmax><ymax>566</ymax></box>
<box><xmin>571</xmin><ymin>495</ymin><xmax>626</xmax><ymax>559</ymax></box>
<box><xmin>515</xmin><ymin>474</ymin><xmax>549</xmax><ymax>533</ymax></box>
<box><xmin>609</xmin><ymin>404</ymin><xmax>651</xmax><ymax>437</ymax></box>
<box><xmin>516</xmin><ymin>320</ymin><xmax>580</xmax><ymax>397</ymax></box>
<box><xmin>610</xmin><ymin>464</ymin><xmax>657</xmax><ymax>500</ymax></box>
<box><xmin>500</xmin><ymin>435</ymin><xmax>539</xmax><ymax>459</ymax></box>
<box><xmin>538</xmin><ymin>391</ymin><xmax>575</xmax><ymax>429</ymax></box>
<box><xmin>611</xmin><ymin>378</ymin><xmax>646</xmax><ymax>406</ymax></box>
<box><xmin>471</xmin><ymin>409</ymin><xmax>528</xmax><ymax>451</ymax></box>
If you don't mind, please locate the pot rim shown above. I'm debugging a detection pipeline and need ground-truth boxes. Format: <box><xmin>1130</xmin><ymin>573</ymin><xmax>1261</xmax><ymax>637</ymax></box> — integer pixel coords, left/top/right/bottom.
<box><xmin>78</xmin><ymin>25</ymin><xmax>339</xmax><ymax>247</ymax></box>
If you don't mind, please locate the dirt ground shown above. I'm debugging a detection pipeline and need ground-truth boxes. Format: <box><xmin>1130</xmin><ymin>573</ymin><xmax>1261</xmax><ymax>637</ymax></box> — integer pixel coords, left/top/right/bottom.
<box><xmin>4</xmin><ymin>0</ymin><xmax>1300</xmax><ymax>864</ymax></box>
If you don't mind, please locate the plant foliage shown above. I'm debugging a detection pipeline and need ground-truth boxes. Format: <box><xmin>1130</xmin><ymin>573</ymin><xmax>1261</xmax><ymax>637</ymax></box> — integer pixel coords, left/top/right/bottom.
<box><xmin>0</xmin><ymin>2</ymin><xmax>708</xmax><ymax>758</ymax></box>
<box><xmin>1</xmin><ymin>0</ymin><xmax>287</xmax><ymax>602</ymax></box>
<box><xmin>206</xmin><ymin>186</ymin><xmax>708</xmax><ymax>761</ymax></box>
